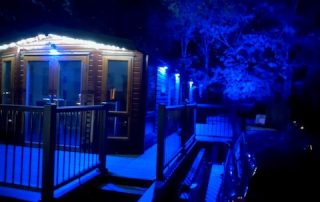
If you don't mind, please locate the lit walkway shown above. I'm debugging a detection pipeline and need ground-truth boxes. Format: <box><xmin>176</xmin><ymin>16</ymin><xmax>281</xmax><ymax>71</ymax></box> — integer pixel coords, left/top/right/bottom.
<box><xmin>205</xmin><ymin>164</ymin><xmax>224</xmax><ymax>202</ymax></box>
<box><xmin>195</xmin><ymin>117</ymin><xmax>233</xmax><ymax>144</ymax></box>
<box><xmin>107</xmin><ymin>133</ymin><xmax>181</xmax><ymax>180</ymax></box>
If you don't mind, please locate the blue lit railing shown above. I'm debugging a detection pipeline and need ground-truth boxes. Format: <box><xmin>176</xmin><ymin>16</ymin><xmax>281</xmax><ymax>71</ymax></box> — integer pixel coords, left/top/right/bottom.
<box><xmin>156</xmin><ymin>104</ymin><xmax>197</xmax><ymax>181</ymax></box>
<box><xmin>195</xmin><ymin>104</ymin><xmax>238</xmax><ymax>141</ymax></box>
<box><xmin>156</xmin><ymin>103</ymin><xmax>240</xmax><ymax>181</ymax></box>
<box><xmin>0</xmin><ymin>104</ymin><xmax>108</xmax><ymax>201</ymax></box>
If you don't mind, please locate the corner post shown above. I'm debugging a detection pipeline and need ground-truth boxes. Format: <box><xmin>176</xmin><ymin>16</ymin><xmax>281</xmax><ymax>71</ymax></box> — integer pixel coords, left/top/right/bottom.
<box><xmin>42</xmin><ymin>104</ymin><xmax>57</xmax><ymax>201</ymax></box>
<box><xmin>156</xmin><ymin>104</ymin><xmax>166</xmax><ymax>181</ymax></box>
<box><xmin>99</xmin><ymin>102</ymin><xmax>109</xmax><ymax>173</ymax></box>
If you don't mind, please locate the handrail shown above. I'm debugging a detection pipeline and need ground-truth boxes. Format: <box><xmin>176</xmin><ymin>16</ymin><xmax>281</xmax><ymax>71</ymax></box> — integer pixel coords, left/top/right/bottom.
<box><xmin>0</xmin><ymin>104</ymin><xmax>43</xmax><ymax>112</ymax></box>
<box><xmin>197</xmin><ymin>104</ymin><xmax>225</xmax><ymax>109</ymax></box>
<box><xmin>156</xmin><ymin>104</ymin><xmax>197</xmax><ymax>181</ymax></box>
<box><xmin>56</xmin><ymin>105</ymin><xmax>104</xmax><ymax>112</ymax></box>
<box><xmin>0</xmin><ymin>103</ymin><xmax>109</xmax><ymax>201</ymax></box>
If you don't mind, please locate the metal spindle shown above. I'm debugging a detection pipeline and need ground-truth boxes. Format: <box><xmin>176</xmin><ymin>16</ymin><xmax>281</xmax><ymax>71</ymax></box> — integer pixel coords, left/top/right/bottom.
<box><xmin>28</xmin><ymin>112</ymin><xmax>34</xmax><ymax>187</ymax></box>
<box><xmin>73</xmin><ymin>111</ymin><xmax>79</xmax><ymax>177</ymax></box>
<box><xmin>62</xmin><ymin>112</ymin><xmax>68</xmax><ymax>183</ymax></box>
<box><xmin>68</xmin><ymin>112</ymin><xmax>72</xmax><ymax>180</ymax></box>
<box><xmin>37</xmin><ymin>112</ymin><xmax>43</xmax><ymax>188</ymax></box>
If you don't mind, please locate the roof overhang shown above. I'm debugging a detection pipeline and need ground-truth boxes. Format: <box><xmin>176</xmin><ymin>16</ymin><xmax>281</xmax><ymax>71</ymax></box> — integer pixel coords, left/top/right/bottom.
<box><xmin>0</xmin><ymin>34</ymin><xmax>127</xmax><ymax>52</ymax></box>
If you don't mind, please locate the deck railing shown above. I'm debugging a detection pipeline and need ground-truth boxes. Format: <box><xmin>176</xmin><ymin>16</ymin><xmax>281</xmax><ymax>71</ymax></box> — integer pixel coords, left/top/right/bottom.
<box><xmin>156</xmin><ymin>103</ymin><xmax>243</xmax><ymax>181</ymax></box>
<box><xmin>156</xmin><ymin>104</ymin><xmax>196</xmax><ymax>181</ymax></box>
<box><xmin>0</xmin><ymin>104</ymin><xmax>108</xmax><ymax>201</ymax></box>
<box><xmin>195</xmin><ymin>104</ymin><xmax>242</xmax><ymax>142</ymax></box>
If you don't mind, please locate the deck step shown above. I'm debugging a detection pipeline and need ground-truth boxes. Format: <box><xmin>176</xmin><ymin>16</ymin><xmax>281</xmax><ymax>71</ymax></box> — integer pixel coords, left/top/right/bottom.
<box><xmin>179</xmin><ymin>148</ymin><xmax>206</xmax><ymax>201</ymax></box>
<box><xmin>205</xmin><ymin>164</ymin><xmax>224</xmax><ymax>202</ymax></box>
<box><xmin>97</xmin><ymin>175</ymin><xmax>152</xmax><ymax>201</ymax></box>
<box><xmin>100</xmin><ymin>183</ymin><xmax>147</xmax><ymax>195</ymax></box>
<box><xmin>105</xmin><ymin>175</ymin><xmax>153</xmax><ymax>188</ymax></box>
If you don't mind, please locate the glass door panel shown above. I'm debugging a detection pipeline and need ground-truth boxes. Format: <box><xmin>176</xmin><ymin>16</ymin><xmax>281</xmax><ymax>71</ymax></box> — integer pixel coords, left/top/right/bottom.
<box><xmin>106</xmin><ymin>60</ymin><xmax>128</xmax><ymax>111</ymax></box>
<box><xmin>58</xmin><ymin>61</ymin><xmax>81</xmax><ymax>106</ymax></box>
<box><xmin>103</xmin><ymin>59</ymin><xmax>130</xmax><ymax>138</ymax></box>
<box><xmin>26</xmin><ymin>61</ymin><xmax>50</xmax><ymax>106</ymax></box>
<box><xmin>1</xmin><ymin>61</ymin><xmax>12</xmax><ymax>104</ymax></box>
<box><xmin>25</xmin><ymin>61</ymin><xmax>49</xmax><ymax>144</ymax></box>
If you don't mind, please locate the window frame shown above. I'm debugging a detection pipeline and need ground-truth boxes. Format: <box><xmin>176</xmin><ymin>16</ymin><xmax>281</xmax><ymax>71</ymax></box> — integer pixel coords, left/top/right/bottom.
<box><xmin>102</xmin><ymin>56</ymin><xmax>133</xmax><ymax>139</ymax></box>
<box><xmin>1</xmin><ymin>56</ymin><xmax>15</xmax><ymax>104</ymax></box>
<box><xmin>23</xmin><ymin>55</ymin><xmax>88</xmax><ymax>106</ymax></box>
<box><xmin>102</xmin><ymin>56</ymin><xmax>132</xmax><ymax>114</ymax></box>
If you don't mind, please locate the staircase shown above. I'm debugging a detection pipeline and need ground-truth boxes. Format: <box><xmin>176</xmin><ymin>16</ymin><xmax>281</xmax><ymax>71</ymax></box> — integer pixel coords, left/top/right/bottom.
<box><xmin>57</xmin><ymin>174</ymin><xmax>152</xmax><ymax>202</ymax></box>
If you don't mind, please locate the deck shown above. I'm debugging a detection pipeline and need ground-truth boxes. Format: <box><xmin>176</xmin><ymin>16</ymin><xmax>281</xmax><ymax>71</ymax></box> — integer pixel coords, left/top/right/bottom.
<box><xmin>100</xmin><ymin>133</ymin><xmax>181</xmax><ymax>180</ymax></box>
<box><xmin>0</xmin><ymin>103</ymin><xmax>237</xmax><ymax>201</ymax></box>
<box><xmin>0</xmin><ymin>133</ymin><xmax>181</xmax><ymax>200</ymax></box>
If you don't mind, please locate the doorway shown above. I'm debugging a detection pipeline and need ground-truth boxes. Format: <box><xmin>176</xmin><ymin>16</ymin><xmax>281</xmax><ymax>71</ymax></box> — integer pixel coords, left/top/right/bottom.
<box><xmin>25</xmin><ymin>56</ymin><xmax>86</xmax><ymax>107</ymax></box>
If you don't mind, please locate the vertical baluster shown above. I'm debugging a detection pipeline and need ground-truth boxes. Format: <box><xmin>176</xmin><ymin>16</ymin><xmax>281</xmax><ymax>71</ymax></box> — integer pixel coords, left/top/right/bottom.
<box><xmin>90</xmin><ymin>110</ymin><xmax>94</xmax><ymax>168</ymax></box>
<box><xmin>11</xmin><ymin>110</ymin><xmax>17</xmax><ymax>184</ymax></box>
<box><xmin>78</xmin><ymin>111</ymin><xmax>83</xmax><ymax>176</ymax></box>
<box><xmin>28</xmin><ymin>112</ymin><xmax>34</xmax><ymax>187</ymax></box>
<box><xmin>20</xmin><ymin>111</ymin><xmax>25</xmax><ymax>185</ymax></box>
<box><xmin>83</xmin><ymin>111</ymin><xmax>87</xmax><ymax>171</ymax></box>
<box><xmin>4</xmin><ymin>110</ymin><xmax>9</xmax><ymax>183</ymax></box>
<box><xmin>55</xmin><ymin>112</ymin><xmax>61</xmax><ymax>185</ymax></box>
<box><xmin>0</xmin><ymin>110</ymin><xmax>2</xmax><ymax>182</ymax></box>
<box><xmin>37</xmin><ymin>112</ymin><xmax>43</xmax><ymax>188</ymax></box>
<box><xmin>62</xmin><ymin>112</ymin><xmax>68</xmax><ymax>183</ymax></box>
<box><xmin>73</xmin><ymin>111</ymin><xmax>79</xmax><ymax>177</ymax></box>
<box><xmin>68</xmin><ymin>112</ymin><xmax>73</xmax><ymax>180</ymax></box>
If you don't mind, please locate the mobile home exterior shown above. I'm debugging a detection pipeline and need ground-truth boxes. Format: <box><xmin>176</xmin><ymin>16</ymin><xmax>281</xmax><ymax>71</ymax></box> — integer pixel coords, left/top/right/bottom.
<box><xmin>0</xmin><ymin>30</ymin><xmax>147</xmax><ymax>154</ymax></box>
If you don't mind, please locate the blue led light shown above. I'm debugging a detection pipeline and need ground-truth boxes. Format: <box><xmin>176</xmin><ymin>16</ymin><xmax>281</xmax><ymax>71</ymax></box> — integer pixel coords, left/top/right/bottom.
<box><xmin>49</xmin><ymin>43</ymin><xmax>60</xmax><ymax>55</ymax></box>
<box><xmin>189</xmin><ymin>80</ymin><xmax>193</xmax><ymax>88</ymax></box>
<box><xmin>158</xmin><ymin>66</ymin><xmax>168</xmax><ymax>75</ymax></box>
<box><xmin>49</xmin><ymin>49</ymin><xmax>60</xmax><ymax>55</ymax></box>
<box><xmin>174</xmin><ymin>73</ymin><xmax>180</xmax><ymax>80</ymax></box>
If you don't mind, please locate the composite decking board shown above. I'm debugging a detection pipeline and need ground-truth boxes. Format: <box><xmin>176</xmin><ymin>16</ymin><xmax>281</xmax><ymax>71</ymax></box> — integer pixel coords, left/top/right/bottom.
<box><xmin>0</xmin><ymin>169</ymin><xmax>99</xmax><ymax>201</ymax></box>
<box><xmin>205</xmin><ymin>164</ymin><xmax>224</xmax><ymax>202</ymax></box>
<box><xmin>0</xmin><ymin>144</ymin><xmax>99</xmax><ymax>188</ymax></box>
<box><xmin>1</xmin><ymin>134</ymin><xmax>181</xmax><ymax>184</ymax></box>
<box><xmin>106</xmin><ymin>133</ymin><xmax>181</xmax><ymax>181</ymax></box>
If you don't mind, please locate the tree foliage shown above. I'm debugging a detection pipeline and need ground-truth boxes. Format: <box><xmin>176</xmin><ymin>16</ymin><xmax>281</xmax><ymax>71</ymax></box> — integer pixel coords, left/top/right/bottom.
<box><xmin>162</xmin><ymin>0</ymin><xmax>303</xmax><ymax>103</ymax></box>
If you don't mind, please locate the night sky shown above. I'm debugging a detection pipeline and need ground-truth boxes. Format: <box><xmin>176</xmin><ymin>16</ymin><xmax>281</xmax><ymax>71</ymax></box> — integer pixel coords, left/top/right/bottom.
<box><xmin>0</xmin><ymin>0</ymin><xmax>319</xmax><ymax>56</ymax></box>
<box><xmin>0</xmin><ymin>0</ymin><xmax>156</xmax><ymax>43</ymax></box>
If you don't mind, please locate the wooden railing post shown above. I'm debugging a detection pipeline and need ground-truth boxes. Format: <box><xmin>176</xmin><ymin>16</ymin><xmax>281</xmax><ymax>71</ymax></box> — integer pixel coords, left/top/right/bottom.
<box><xmin>190</xmin><ymin>105</ymin><xmax>196</xmax><ymax>137</ymax></box>
<box><xmin>156</xmin><ymin>104</ymin><xmax>166</xmax><ymax>181</ymax></box>
<box><xmin>99</xmin><ymin>103</ymin><xmax>109</xmax><ymax>173</ymax></box>
<box><xmin>42</xmin><ymin>104</ymin><xmax>57</xmax><ymax>201</ymax></box>
<box><xmin>181</xmin><ymin>104</ymin><xmax>188</xmax><ymax>145</ymax></box>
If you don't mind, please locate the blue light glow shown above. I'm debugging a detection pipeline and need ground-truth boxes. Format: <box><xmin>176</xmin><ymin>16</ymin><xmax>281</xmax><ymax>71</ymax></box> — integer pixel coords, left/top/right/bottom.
<box><xmin>49</xmin><ymin>49</ymin><xmax>60</xmax><ymax>55</ymax></box>
<box><xmin>158</xmin><ymin>66</ymin><xmax>168</xmax><ymax>75</ymax></box>
<box><xmin>174</xmin><ymin>73</ymin><xmax>180</xmax><ymax>80</ymax></box>
<box><xmin>189</xmin><ymin>80</ymin><xmax>193</xmax><ymax>88</ymax></box>
<box><xmin>49</xmin><ymin>43</ymin><xmax>60</xmax><ymax>55</ymax></box>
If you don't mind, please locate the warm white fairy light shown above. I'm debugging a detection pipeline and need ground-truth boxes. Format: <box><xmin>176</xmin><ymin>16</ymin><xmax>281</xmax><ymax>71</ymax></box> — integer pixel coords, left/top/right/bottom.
<box><xmin>0</xmin><ymin>34</ymin><xmax>126</xmax><ymax>51</ymax></box>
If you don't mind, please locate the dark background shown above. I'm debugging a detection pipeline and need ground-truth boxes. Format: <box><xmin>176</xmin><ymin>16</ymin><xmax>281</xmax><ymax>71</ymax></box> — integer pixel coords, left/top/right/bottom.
<box><xmin>1</xmin><ymin>0</ymin><xmax>320</xmax><ymax>133</ymax></box>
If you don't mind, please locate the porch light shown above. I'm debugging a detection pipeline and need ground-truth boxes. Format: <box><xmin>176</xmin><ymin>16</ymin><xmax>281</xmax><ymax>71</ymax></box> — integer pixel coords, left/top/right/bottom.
<box><xmin>49</xmin><ymin>43</ymin><xmax>60</xmax><ymax>55</ymax></box>
<box><xmin>158</xmin><ymin>66</ymin><xmax>168</xmax><ymax>75</ymax></box>
<box><xmin>175</xmin><ymin>73</ymin><xmax>180</xmax><ymax>84</ymax></box>
<box><xmin>189</xmin><ymin>80</ymin><xmax>193</xmax><ymax>88</ymax></box>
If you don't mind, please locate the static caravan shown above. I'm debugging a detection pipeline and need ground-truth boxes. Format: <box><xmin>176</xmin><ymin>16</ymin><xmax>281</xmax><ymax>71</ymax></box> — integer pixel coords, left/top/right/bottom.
<box><xmin>0</xmin><ymin>29</ymin><xmax>148</xmax><ymax>154</ymax></box>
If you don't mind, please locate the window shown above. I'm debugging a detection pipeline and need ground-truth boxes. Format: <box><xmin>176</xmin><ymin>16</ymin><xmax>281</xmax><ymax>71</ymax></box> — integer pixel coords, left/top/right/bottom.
<box><xmin>102</xmin><ymin>56</ymin><xmax>132</xmax><ymax>138</ymax></box>
<box><xmin>106</xmin><ymin>60</ymin><xmax>129</xmax><ymax>111</ymax></box>
<box><xmin>24</xmin><ymin>56</ymin><xmax>87</xmax><ymax>106</ymax></box>
<box><xmin>1</xmin><ymin>60</ymin><xmax>13</xmax><ymax>104</ymax></box>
